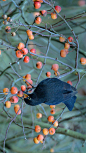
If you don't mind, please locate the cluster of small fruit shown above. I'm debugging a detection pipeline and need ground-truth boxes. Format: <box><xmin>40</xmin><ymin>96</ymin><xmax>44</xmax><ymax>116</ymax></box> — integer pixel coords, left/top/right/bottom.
<box><xmin>33</xmin><ymin>105</ymin><xmax>58</xmax><ymax>144</ymax></box>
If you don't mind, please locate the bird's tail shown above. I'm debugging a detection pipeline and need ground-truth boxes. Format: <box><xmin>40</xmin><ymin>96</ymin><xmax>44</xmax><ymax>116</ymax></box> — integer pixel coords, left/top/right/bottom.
<box><xmin>64</xmin><ymin>96</ymin><xmax>77</xmax><ymax>111</ymax></box>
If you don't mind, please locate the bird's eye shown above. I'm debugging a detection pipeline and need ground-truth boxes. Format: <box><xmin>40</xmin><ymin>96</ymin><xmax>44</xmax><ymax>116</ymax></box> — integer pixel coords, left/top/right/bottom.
<box><xmin>28</xmin><ymin>97</ymin><xmax>31</xmax><ymax>100</ymax></box>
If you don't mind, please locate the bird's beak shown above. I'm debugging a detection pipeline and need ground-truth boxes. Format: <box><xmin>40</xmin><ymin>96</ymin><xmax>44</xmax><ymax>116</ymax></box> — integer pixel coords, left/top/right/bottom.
<box><xmin>23</xmin><ymin>93</ymin><xmax>29</xmax><ymax>98</ymax></box>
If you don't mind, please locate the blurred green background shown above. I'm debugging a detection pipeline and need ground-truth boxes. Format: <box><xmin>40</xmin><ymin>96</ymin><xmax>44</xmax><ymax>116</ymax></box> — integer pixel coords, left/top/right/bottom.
<box><xmin>0</xmin><ymin>0</ymin><xmax>86</xmax><ymax>152</ymax></box>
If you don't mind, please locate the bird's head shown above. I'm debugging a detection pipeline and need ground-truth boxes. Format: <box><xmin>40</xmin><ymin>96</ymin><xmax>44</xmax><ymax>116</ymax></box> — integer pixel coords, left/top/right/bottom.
<box><xmin>24</xmin><ymin>92</ymin><xmax>41</xmax><ymax>106</ymax></box>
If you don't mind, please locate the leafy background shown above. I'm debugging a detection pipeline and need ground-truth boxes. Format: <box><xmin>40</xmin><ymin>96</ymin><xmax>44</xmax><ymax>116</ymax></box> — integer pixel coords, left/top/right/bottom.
<box><xmin>0</xmin><ymin>0</ymin><xmax>86</xmax><ymax>153</ymax></box>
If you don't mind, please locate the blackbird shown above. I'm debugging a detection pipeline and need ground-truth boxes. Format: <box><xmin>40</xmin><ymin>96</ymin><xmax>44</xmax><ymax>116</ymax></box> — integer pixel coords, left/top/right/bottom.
<box><xmin>24</xmin><ymin>78</ymin><xmax>77</xmax><ymax>111</ymax></box>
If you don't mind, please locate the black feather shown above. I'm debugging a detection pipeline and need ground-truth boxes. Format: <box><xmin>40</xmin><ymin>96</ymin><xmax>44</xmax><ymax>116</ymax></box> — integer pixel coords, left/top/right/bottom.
<box><xmin>24</xmin><ymin>78</ymin><xmax>77</xmax><ymax>111</ymax></box>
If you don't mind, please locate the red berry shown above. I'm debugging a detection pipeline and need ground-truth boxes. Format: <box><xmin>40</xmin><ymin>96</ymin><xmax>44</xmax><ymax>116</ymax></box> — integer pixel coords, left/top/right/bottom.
<box><xmin>40</xmin><ymin>10</ymin><xmax>47</xmax><ymax>16</ymax></box>
<box><xmin>43</xmin><ymin>128</ymin><xmax>49</xmax><ymax>135</ymax></box>
<box><xmin>60</xmin><ymin>49</ymin><xmax>67</xmax><ymax>58</ymax></box>
<box><xmin>64</xmin><ymin>43</ymin><xmax>70</xmax><ymax>49</ymax></box>
<box><xmin>10</xmin><ymin>96</ymin><xmax>18</xmax><ymax>103</ymax></box>
<box><xmin>49</xmin><ymin>127</ymin><xmax>55</xmax><ymax>135</ymax></box>
<box><xmin>14</xmin><ymin>104</ymin><xmax>21</xmax><ymax>115</ymax></box>
<box><xmin>23</xmin><ymin>56</ymin><xmax>30</xmax><ymax>63</ymax></box>
<box><xmin>80</xmin><ymin>57</ymin><xmax>86</xmax><ymax>65</ymax></box>
<box><xmin>26</xmin><ymin>79</ymin><xmax>33</xmax><ymax>86</ymax></box>
<box><xmin>21</xmin><ymin>85</ymin><xmax>26</xmax><ymax>91</ymax></box>
<box><xmin>36</xmin><ymin>61</ymin><xmax>42</xmax><ymax>69</ymax></box>
<box><xmin>25</xmin><ymin>74</ymin><xmax>31</xmax><ymax>80</ymax></box>
<box><xmin>3</xmin><ymin>88</ymin><xmax>9</xmax><ymax>95</ymax></box>
<box><xmin>17</xmin><ymin>42</ymin><xmax>25</xmax><ymax>50</ymax></box>
<box><xmin>21</xmin><ymin>48</ymin><xmax>28</xmax><ymax>55</ymax></box>
<box><xmin>17</xmin><ymin>91</ymin><xmax>23</xmax><ymax>97</ymax></box>
<box><xmin>37</xmin><ymin>134</ymin><xmax>44</xmax><ymax>141</ymax></box>
<box><xmin>36</xmin><ymin>113</ymin><xmax>42</xmax><ymax>118</ymax></box>
<box><xmin>59</xmin><ymin>36</ymin><xmax>65</xmax><ymax>42</ymax></box>
<box><xmin>46</xmin><ymin>72</ymin><xmax>51</xmax><ymax>77</ymax></box>
<box><xmin>16</xmin><ymin>50</ymin><xmax>23</xmax><ymax>58</ymax></box>
<box><xmin>5</xmin><ymin>101</ymin><xmax>11</xmax><ymax>108</ymax></box>
<box><xmin>33</xmin><ymin>137</ymin><xmax>39</xmax><ymax>144</ymax></box>
<box><xmin>55</xmin><ymin>5</ymin><xmax>61</xmax><ymax>13</ymax></box>
<box><xmin>35</xmin><ymin>16</ymin><xmax>42</xmax><ymax>24</ymax></box>
<box><xmin>30</xmin><ymin>48</ymin><xmax>36</xmax><ymax>56</ymax></box>
<box><xmin>11</xmin><ymin>87</ymin><xmax>18</xmax><ymax>94</ymax></box>
<box><xmin>34</xmin><ymin>1</ymin><xmax>41</xmax><ymax>9</ymax></box>
<box><xmin>51</xmin><ymin>64</ymin><xmax>59</xmax><ymax>71</ymax></box>
<box><xmin>35</xmin><ymin>125</ymin><xmax>41</xmax><ymax>133</ymax></box>
<box><xmin>48</xmin><ymin>116</ymin><xmax>54</xmax><ymax>122</ymax></box>
<box><xmin>26</xmin><ymin>30</ymin><xmax>32</xmax><ymax>36</ymax></box>
<box><xmin>68</xmin><ymin>36</ymin><xmax>73</xmax><ymax>42</ymax></box>
<box><xmin>51</xmin><ymin>13</ymin><xmax>57</xmax><ymax>19</ymax></box>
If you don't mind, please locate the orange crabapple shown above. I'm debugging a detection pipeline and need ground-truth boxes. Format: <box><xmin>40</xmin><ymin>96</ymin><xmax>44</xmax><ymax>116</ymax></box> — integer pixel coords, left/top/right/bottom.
<box><xmin>14</xmin><ymin>104</ymin><xmax>21</xmax><ymax>115</ymax></box>
<box><xmin>36</xmin><ymin>113</ymin><xmax>42</xmax><ymax>118</ymax></box>
<box><xmin>50</xmin><ymin>109</ymin><xmax>55</xmax><ymax>114</ymax></box>
<box><xmin>16</xmin><ymin>50</ymin><xmax>23</xmax><ymax>58</ymax></box>
<box><xmin>10</xmin><ymin>96</ymin><xmax>18</xmax><ymax>103</ymax></box>
<box><xmin>21</xmin><ymin>85</ymin><xmax>26</xmax><ymax>91</ymax></box>
<box><xmin>5</xmin><ymin>26</ymin><xmax>11</xmax><ymax>33</ymax></box>
<box><xmin>35</xmin><ymin>125</ymin><xmax>41</xmax><ymax>133</ymax></box>
<box><xmin>42</xmin><ymin>128</ymin><xmax>49</xmax><ymax>135</ymax></box>
<box><xmin>25</xmin><ymin>74</ymin><xmax>31</xmax><ymax>80</ymax></box>
<box><xmin>67</xmin><ymin>80</ymin><xmax>72</xmax><ymax>86</ymax></box>
<box><xmin>17</xmin><ymin>91</ymin><xmax>23</xmax><ymax>97</ymax></box>
<box><xmin>51</xmin><ymin>64</ymin><xmax>59</xmax><ymax>72</ymax></box>
<box><xmin>17</xmin><ymin>42</ymin><xmax>25</xmax><ymax>50</ymax></box>
<box><xmin>37</xmin><ymin>134</ymin><xmax>44</xmax><ymax>141</ymax></box>
<box><xmin>33</xmin><ymin>0</ymin><xmax>43</xmax><ymax>3</ymax></box>
<box><xmin>50</xmin><ymin>105</ymin><xmax>55</xmax><ymax>109</ymax></box>
<box><xmin>26</xmin><ymin>29</ymin><xmax>33</xmax><ymax>37</ymax></box>
<box><xmin>49</xmin><ymin>127</ymin><xmax>55</xmax><ymax>135</ymax></box>
<box><xmin>64</xmin><ymin>42</ymin><xmax>70</xmax><ymax>49</ymax></box>
<box><xmin>59</xmin><ymin>36</ymin><xmax>65</xmax><ymax>42</ymax></box>
<box><xmin>30</xmin><ymin>48</ymin><xmax>36</xmax><ymax>56</ymax></box>
<box><xmin>23</xmin><ymin>56</ymin><xmax>30</xmax><ymax>63</ymax></box>
<box><xmin>80</xmin><ymin>57</ymin><xmax>86</xmax><ymax>65</ymax></box>
<box><xmin>52</xmin><ymin>120</ymin><xmax>58</xmax><ymax>127</ymax></box>
<box><xmin>35</xmin><ymin>16</ymin><xmax>42</xmax><ymax>24</ymax></box>
<box><xmin>50</xmin><ymin>148</ymin><xmax>54</xmax><ymax>153</ymax></box>
<box><xmin>26</xmin><ymin>79</ymin><xmax>33</xmax><ymax>86</ymax></box>
<box><xmin>34</xmin><ymin>1</ymin><xmax>41</xmax><ymax>9</ymax></box>
<box><xmin>5</xmin><ymin>101</ymin><xmax>11</xmax><ymax>108</ymax></box>
<box><xmin>21</xmin><ymin>48</ymin><xmax>28</xmax><ymax>55</ymax></box>
<box><xmin>33</xmin><ymin>137</ymin><xmax>39</xmax><ymax>144</ymax></box>
<box><xmin>46</xmin><ymin>71</ymin><xmax>51</xmax><ymax>78</ymax></box>
<box><xmin>48</xmin><ymin>116</ymin><xmax>54</xmax><ymax>122</ymax></box>
<box><xmin>29</xmin><ymin>34</ymin><xmax>34</xmax><ymax>40</ymax></box>
<box><xmin>51</xmin><ymin>13</ymin><xmax>57</xmax><ymax>19</ymax></box>
<box><xmin>55</xmin><ymin>5</ymin><xmax>61</xmax><ymax>13</ymax></box>
<box><xmin>40</xmin><ymin>10</ymin><xmax>47</xmax><ymax>16</ymax></box>
<box><xmin>36</xmin><ymin>61</ymin><xmax>42</xmax><ymax>69</ymax></box>
<box><xmin>3</xmin><ymin>88</ymin><xmax>9</xmax><ymax>95</ymax></box>
<box><xmin>68</xmin><ymin>36</ymin><xmax>73</xmax><ymax>42</ymax></box>
<box><xmin>10</xmin><ymin>86</ymin><xmax>18</xmax><ymax>94</ymax></box>
<box><xmin>60</xmin><ymin>49</ymin><xmax>67</xmax><ymax>58</ymax></box>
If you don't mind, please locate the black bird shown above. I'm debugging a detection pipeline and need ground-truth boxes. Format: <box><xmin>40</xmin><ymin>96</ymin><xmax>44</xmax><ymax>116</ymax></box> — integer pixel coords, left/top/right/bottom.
<box><xmin>24</xmin><ymin>78</ymin><xmax>77</xmax><ymax>111</ymax></box>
